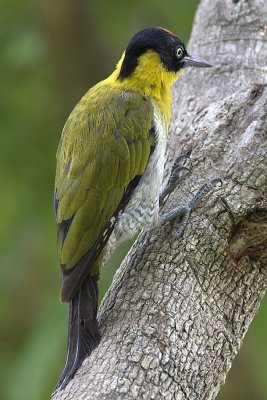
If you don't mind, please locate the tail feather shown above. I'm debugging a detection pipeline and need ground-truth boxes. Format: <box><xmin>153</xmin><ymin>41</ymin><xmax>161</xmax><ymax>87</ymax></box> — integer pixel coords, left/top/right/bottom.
<box><xmin>55</xmin><ymin>274</ymin><xmax>100</xmax><ymax>391</ymax></box>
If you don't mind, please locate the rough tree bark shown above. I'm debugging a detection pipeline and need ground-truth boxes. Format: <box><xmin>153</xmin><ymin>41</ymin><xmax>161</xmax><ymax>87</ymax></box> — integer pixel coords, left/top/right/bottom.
<box><xmin>52</xmin><ymin>0</ymin><xmax>267</xmax><ymax>399</ymax></box>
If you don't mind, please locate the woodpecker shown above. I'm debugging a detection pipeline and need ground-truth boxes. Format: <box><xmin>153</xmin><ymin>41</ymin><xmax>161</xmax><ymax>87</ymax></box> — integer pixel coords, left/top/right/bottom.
<box><xmin>54</xmin><ymin>27</ymin><xmax>214</xmax><ymax>390</ymax></box>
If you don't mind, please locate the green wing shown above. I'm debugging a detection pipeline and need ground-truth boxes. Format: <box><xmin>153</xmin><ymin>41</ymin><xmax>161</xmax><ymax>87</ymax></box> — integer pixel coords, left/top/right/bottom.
<box><xmin>55</xmin><ymin>84</ymin><xmax>155</xmax><ymax>301</ymax></box>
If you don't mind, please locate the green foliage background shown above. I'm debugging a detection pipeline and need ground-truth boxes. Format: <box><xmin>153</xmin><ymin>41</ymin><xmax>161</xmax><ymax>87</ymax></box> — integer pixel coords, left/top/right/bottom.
<box><xmin>0</xmin><ymin>1</ymin><xmax>266</xmax><ymax>399</ymax></box>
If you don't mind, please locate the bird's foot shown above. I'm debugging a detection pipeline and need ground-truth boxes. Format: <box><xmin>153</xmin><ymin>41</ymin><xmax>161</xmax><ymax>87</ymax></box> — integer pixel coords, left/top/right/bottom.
<box><xmin>160</xmin><ymin>155</ymin><xmax>191</xmax><ymax>206</ymax></box>
<box><xmin>160</xmin><ymin>178</ymin><xmax>222</xmax><ymax>240</ymax></box>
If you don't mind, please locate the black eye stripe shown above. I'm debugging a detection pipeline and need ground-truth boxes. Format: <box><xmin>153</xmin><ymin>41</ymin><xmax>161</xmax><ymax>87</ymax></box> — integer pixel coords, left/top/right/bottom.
<box><xmin>119</xmin><ymin>28</ymin><xmax>187</xmax><ymax>78</ymax></box>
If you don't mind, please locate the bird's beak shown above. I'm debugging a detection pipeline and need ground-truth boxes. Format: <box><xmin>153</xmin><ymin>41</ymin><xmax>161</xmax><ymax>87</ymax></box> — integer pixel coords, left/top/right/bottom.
<box><xmin>183</xmin><ymin>53</ymin><xmax>212</xmax><ymax>68</ymax></box>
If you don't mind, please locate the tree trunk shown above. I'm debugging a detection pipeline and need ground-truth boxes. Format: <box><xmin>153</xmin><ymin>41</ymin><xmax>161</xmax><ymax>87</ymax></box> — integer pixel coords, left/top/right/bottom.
<box><xmin>52</xmin><ymin>0</ymin><xmax>267</xmax><ymax>399</ymax></box>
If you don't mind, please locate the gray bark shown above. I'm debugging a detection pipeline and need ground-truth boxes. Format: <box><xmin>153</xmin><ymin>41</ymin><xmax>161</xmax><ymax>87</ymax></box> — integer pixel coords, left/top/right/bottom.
<box><xmin>52</xmin><ymin>0</ymin><xmax>267</xmax><ymax>399</ymax></box>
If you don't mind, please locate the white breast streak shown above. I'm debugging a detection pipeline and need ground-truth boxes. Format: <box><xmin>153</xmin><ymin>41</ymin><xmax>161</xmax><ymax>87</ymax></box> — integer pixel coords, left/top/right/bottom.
<box><xmin>114</xmin><ymin>103</ymin><xmax>167</xmax><ymax>243</ymax></box>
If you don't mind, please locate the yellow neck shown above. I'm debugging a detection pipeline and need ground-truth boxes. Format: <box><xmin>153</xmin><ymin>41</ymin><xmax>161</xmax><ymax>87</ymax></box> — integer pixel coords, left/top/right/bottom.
<box><xmin>105</xmin><ymin>51</ymin><xmax>184</xmax><ymax>125</ymax></box>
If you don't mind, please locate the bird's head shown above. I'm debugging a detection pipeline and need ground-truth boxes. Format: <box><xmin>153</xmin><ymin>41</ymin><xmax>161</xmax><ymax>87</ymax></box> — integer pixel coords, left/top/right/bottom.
<box><xmin>118</xmin><ymin>27</ymin><xmax>212</xmax><ymax>81</ymax></box>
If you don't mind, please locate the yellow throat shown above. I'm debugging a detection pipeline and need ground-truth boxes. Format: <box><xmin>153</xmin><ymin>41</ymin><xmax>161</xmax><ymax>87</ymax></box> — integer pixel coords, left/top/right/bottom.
<box><xmin>105</xmin><ymin>50</ymin><xmax>184</xmax><ymax>125</ymax></box>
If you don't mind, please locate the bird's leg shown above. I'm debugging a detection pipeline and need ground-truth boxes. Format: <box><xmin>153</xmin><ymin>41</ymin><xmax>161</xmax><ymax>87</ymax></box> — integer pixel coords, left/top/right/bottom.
<box><xmin>160</xmin><ymin>178</ymin><xmax>222</xmax><ymax>240</ymax></box>
<box><xmin>160</xmin><ymin>155</ymin><xmax>191</xmax><ymax>206</ymax></box>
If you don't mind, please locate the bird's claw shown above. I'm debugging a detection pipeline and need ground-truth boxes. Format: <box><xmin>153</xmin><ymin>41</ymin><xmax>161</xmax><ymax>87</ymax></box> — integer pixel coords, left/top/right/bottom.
<box><xmin>160</xmin><ymin>177</ymin><xmax>222</xmax><ymax>240</ymax></box>
<box><xmin>160</xmin><ymin>154</ymin><xmax>192</xmax><ymax>206</ymax></box>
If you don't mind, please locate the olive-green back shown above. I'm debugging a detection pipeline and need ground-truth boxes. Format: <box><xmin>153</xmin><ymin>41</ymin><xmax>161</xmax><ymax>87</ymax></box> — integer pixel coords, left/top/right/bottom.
<box><xmin>55</xmin><ymin>83</ymin><xmax>154</xmax><ymax>294</ymax></box>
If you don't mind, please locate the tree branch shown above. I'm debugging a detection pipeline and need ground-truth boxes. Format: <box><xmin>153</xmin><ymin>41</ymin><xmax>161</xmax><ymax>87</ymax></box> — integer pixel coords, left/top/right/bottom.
<box><xmin>52</xmin><ymin>0</ymin><xmax>267</xmax><ymax>398</ymax></box>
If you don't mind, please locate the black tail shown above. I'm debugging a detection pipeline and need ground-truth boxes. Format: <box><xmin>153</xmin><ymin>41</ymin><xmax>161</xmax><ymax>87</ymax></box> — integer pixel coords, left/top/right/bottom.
<box><xmin>55</xmin><ymin>274</ymin><xmax>100</xmax><ymax>391</ymax></box>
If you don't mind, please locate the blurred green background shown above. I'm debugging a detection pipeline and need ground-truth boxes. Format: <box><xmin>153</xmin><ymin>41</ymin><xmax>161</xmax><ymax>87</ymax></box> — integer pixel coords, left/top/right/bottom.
<box><xmin>0</xmin><ymin>0</ymin><xmax>266</xmax><ymax>399</ymax></box>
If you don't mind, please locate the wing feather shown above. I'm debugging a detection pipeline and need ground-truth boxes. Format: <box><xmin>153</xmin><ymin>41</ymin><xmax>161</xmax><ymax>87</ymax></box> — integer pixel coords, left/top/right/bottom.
<box><xmin>55</xmin><ymin>85</ymin><xmax>154</xmax><ymax>301</ymax></box>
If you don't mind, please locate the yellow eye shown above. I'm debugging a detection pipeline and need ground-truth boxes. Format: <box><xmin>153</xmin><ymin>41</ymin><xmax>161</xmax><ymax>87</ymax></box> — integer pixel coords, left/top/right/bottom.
<box><xmin>176</xmin><ymin>47</ymin><xmax>183</xmax><ymax>58</ymax></box>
